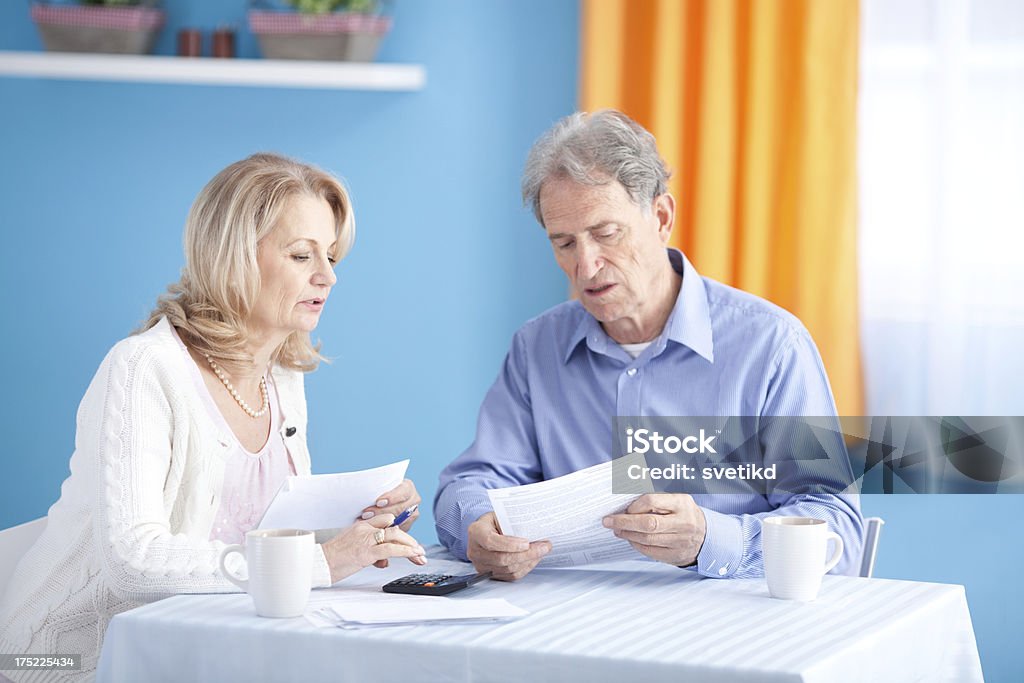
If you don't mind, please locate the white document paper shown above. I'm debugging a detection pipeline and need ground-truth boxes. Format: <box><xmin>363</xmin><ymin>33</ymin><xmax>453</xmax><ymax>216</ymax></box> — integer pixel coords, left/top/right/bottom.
<box><xmin>258</xmin><ymin>460</ymin><xmax>408</xmax><ymax>532</ymax></box>
<box><xmin>487</xmin><ymin>457</ymin><xmax>650</xmax><ymax>567</ymax></box>
<box><xmin>305</xmin><ymin>590</ymin><xmax>527</xmax><ymax>628</ymax></box>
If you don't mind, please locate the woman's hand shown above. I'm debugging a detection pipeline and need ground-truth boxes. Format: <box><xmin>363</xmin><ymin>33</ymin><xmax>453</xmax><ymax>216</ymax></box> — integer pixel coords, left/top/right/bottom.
<box><xmin>358</xmin><ymin>479</ymin><xmax>423</xmax><ymax>568</ymax></box>
<box><xmin>321</xmin><ymin>514</ymin><xmax>427</xmax><ymax>584</ymax></box>
<box><xmin>359</xmin><ymin>479</ymin><xmax>422</xmax><ymax>532</ymax></box>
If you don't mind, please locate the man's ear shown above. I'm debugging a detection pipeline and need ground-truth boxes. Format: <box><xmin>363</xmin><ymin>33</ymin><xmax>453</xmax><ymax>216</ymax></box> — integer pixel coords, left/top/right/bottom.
<box><xmin>653</xmin><ymin>192</ymin><xmax>676</xmax><ymax>245</ymax></box>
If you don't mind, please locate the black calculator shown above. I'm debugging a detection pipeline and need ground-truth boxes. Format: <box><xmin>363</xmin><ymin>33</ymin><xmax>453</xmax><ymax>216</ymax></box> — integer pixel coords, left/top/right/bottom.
<box><xmin>382</xmin><ymin>572</ymin><xmax>492</xmax><ymax>596</ymax></box>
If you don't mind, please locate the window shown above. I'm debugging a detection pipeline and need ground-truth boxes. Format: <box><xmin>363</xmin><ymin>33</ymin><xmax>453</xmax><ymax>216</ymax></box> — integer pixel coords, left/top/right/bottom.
<box><xmin>859</xmin><ymin>0</ymin><xmax>1024</xmax><ymax>414</ymax></box>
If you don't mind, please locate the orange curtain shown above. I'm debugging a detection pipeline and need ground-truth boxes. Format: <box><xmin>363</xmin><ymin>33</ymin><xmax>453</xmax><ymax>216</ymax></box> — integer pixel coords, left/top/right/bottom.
<box><xmin>581</xmin><ymin>0</ymin><xmax>863</xmax><ymax>415</ymax></box>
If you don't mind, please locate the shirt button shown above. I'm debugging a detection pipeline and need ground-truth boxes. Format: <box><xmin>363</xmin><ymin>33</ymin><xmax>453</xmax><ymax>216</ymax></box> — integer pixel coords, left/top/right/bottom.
<box><xmin>718</xmin><ymin>567</ymin><xmax>728</xmax><ymax>576</ymax></box>
<box><xmin>627</xmin><ymin>368</ymin><xmax>637</xmax><ymax>377</ymax></box>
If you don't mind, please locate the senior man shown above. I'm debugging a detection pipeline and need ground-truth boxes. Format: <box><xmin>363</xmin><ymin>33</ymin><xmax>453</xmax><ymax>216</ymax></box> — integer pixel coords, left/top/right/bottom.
<box><xmin>435</xmin><ymin>110</ymin><xmax>863</xmax><ymax>581</ymax></box>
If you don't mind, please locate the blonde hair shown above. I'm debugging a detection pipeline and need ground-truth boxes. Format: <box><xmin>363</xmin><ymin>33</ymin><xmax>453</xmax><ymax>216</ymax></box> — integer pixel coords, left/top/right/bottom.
<box><xmin>139</xmin><ymin>153</ymin><xmax>355</xmax><ymax>373</ymax></box>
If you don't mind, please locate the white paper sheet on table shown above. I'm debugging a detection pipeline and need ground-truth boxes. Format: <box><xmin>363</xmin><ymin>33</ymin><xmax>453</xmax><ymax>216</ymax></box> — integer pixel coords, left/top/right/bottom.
<box><xmin>305</xmin><ymin>591</ymin><xmax>528</xmax><ymax>629</ymax></box>
<box><xmin>258</xmin><ymin>459</ymin><xmax>408</xmax><ymax>532</ymax></box>
<box><xmin>487</xmin><ymin>457</ymin><xmax>650</xmax><ymax>568</ymax></box>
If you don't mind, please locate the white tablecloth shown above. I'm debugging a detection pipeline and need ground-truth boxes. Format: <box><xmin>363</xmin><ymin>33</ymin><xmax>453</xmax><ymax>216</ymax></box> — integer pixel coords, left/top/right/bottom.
<box><xmin>96</xmin><ymin>552</ymin><xmax>983</xmax><ymax>683</ymax></box>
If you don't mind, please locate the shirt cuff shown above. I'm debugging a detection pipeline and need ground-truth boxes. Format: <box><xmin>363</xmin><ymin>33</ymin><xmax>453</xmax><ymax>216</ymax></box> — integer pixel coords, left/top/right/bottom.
<box><xmin>456</xmin><ymin>498</ymin><xmax>494</xmax><ymax>558</ymax></box>
<box><xmin>312</xmin><ymin>543</ymin><xmax>333</xmax><ymax>587</ymax></box>
<box><xmin>695</xmin><ymin>507</ymin><xmax>744</xmax><ymax>578</ymax></box>
<box><xmin>435</xmin><ymin>481</ymin><xmax>495</xmax><ymax>561</ymax></box>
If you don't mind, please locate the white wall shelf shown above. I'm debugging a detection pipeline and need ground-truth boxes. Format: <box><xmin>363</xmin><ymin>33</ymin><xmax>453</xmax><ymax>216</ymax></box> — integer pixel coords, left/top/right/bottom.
<box><xmin>0</xmin><ymin>50</ymin><xmax>426</xmax><ymax>91</ymax></box>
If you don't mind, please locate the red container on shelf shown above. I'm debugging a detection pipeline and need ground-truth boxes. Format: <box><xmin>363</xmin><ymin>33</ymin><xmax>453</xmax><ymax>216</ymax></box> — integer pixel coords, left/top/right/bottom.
<box><xmin>177</xmin><ymin>28</ymin><xmax>202</xmax><ymax>57</ymax></box>
<box><xmin>212</xmin><ymin>28</ymin><xmax>236</xmax><ymax>58</ymax></box>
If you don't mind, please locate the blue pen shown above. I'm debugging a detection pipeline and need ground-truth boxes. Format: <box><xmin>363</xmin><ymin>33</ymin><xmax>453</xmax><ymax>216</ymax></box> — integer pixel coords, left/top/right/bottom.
<box><xmin>390</xmin><ymin>504</ymin><xmax>419</xmax><ymax>528</ymax></box>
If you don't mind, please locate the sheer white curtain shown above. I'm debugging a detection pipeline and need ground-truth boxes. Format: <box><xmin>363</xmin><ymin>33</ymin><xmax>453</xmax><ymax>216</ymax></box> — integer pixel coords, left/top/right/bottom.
<box><xmin>859</xmin><ymin>0</ymin><xmax>1024</xmax><ymax>415</ymax></box>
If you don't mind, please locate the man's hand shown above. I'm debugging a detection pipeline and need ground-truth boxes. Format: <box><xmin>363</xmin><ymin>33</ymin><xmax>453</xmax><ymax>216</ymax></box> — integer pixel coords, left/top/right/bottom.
<box><xmin>602</xmin><ymin>494</ymin><xmax>707</xmax><ymax>566</ymax></box>
<box><xmin>467</xmin><ymin>512</ymin><xmax>551</xmax><ymax>581</ymax></box>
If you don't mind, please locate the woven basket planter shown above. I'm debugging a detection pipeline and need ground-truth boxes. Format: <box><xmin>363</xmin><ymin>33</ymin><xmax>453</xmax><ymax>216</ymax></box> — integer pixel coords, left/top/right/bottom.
<box><xmin>249</xmin><ymin>11</ymin><xmax>391</xmax><ymax>61</ymax></box>
<box><xmin>31</xmin><ymin>4</ymin><xmax>165</xmax><ymax>55</ymax></box>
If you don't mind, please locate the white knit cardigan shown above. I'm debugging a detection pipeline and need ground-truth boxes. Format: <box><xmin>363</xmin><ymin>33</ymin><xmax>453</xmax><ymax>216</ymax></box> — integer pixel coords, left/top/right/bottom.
<box><xmin>0</xmin><ymin>318</ymin><xmax>332</xmax><ymax>683</ymax></box>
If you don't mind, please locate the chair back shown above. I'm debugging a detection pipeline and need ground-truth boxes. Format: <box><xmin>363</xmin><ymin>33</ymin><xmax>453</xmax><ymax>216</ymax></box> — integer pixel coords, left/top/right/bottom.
<box><xmin>0</xmin><ymin>518</ymin><xmax>47</xmax><ymax>596</ymax></box>
<box><xmin>859</xmin><ymin>516</ymin><xmax>885</xmax><ymax>578</ymax></box>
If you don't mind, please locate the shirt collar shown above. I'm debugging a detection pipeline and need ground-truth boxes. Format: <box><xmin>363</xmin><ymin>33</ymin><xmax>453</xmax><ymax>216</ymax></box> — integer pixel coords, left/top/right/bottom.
<box><xmin>664</xmin><ymin>249</ymin><xmax>714</xmax><ymax>363</ymax></box>
<box><xmin>563</xmin><ymin>248</ymin><xmax>715</xmax><ymax>364</ymax></box>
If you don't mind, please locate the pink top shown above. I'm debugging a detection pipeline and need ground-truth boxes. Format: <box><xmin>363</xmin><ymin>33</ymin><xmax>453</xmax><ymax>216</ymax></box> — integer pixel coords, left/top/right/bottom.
<box><xmin>171</xmin><ymin>327</ymin><xmax>296</xmax><ymax>546</ymax></box>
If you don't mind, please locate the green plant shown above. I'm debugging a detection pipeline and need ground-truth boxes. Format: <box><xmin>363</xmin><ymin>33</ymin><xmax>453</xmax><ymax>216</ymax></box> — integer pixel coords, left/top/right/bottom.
<box><xmin>285</xmin><ymin>0</ymin><xmax>378</xmax><ymax>14</ymax></box>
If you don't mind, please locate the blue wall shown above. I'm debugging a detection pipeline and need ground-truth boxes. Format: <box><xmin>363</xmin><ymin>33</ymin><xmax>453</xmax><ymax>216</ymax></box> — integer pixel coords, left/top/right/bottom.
<box><xmin>867</xmin><ymin>495</ymin><xmax>1022</xmax><ymax>681</ymax></box>
<box><xmin>0</xmin><ymin>0</ymin><xmax>574</xmax><ymax>534</ymax></box>
<box><xmin>1</xmin><ymin>2</ymin><xmax>1021</xmax><ymax>681</ymax></box>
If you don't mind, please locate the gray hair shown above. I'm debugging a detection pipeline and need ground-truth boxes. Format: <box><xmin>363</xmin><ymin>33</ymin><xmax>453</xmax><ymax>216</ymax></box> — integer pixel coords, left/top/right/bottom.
<box><xmin>521</xmin><ymin>109</ymin><xmax>671</xmax><ymax>226</ymax></box>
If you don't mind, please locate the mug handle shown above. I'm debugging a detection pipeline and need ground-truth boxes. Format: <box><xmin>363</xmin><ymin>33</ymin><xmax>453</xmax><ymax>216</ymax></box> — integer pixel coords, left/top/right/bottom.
<box><xmin>822</xmin><ymin>532</ymin><xmax>844</xmax><ymax>574</ymax></box>
<box><xmin>219</xmin><ymin>544</ymin><xmax>249</xmax><ymax>592</ymax></box>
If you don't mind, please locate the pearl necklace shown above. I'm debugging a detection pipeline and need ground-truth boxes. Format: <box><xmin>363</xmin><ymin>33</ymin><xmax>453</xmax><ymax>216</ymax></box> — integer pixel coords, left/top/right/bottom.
<box><xmin>203</xmin><ymin>353</ymin><xmax>268</xmax><ymax>419</ymax></box>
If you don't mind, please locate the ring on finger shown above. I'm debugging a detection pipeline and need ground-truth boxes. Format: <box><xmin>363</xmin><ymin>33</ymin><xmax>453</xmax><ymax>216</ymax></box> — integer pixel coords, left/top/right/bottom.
<box><xmin>373</xmin><ymin>528</ymin><xmax>386</xmax><ymax>545</ymax></box>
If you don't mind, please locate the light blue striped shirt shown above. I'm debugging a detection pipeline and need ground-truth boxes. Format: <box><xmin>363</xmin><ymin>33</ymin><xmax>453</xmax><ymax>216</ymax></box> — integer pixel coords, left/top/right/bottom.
<box><xmin>435</xmin><ymin>249</ymin><xmax>863</xmax><ymax>577</ymax></box>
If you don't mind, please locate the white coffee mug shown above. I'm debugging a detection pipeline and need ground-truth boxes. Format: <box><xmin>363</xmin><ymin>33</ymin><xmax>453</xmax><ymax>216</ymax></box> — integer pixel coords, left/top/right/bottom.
<box><xmin>219</xmin><ymin>529</ymin><xmax>313</xmax><ymax>618</ymax></box>
<box><xmin>762</xmin><ymin>516</ymin><xmax>844</xmax><ymax>601</ymax></box>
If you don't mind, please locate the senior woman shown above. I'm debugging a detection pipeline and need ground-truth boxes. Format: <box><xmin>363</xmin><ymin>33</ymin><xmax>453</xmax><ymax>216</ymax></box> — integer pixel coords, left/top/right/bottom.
<box><xmin>0</xmin><ymin>153</ymin><xmax>425</xmax><ymax>683</ymax></box>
